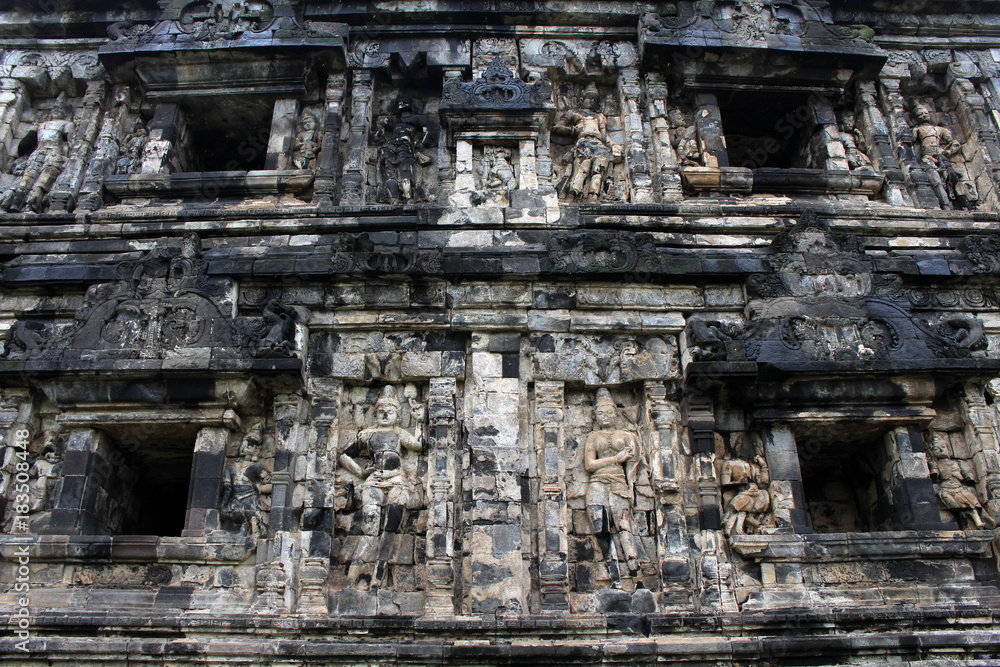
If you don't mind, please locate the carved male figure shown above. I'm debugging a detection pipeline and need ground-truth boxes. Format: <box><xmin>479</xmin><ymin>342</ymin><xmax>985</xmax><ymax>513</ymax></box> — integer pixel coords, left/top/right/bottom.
<box><xmin>339</xmin><ymin>386</ymin><xmax>424</xmax><ymax>586</ymax></box>
<box><xmin>583</xmin><ymin>388</ymin><xmax>641</xmax><ymax>587</ymax></box>
<box><xmin>838</xmin><ymin>110</ymin><xmax>873</xmax><ymax>171</ymax></box>
<box><xmin>911</xmin><ymin>103</ymin><xmax>976</xmax><ymax>210</ymax></box>
<box><xmin>553</xmin><ymin>84</ymin><xmax>623</xmax><ymax>202</ymax></box>
<box><xmin>373</xmin><ymin>95</ymin><xmax>437</xmax><ymax>204</ymax></box>
<box><xmin>292</xmin><ymin>113</ymin><xmax>320</xmax><ymax>170</ymax></box>
<box><xmin>1</xmin><ymin>98</ymin><xmax>75</xmax><ymax>213</ymax></box>
<box><xmin>221</xmin><ymin>425</ymin><xmax>272</xmax><ymax>536</ymax></box>
<box><xmin>721</xmin><ymin>453</ymin><xmax>771</xmax><ymax>535</ymax></box>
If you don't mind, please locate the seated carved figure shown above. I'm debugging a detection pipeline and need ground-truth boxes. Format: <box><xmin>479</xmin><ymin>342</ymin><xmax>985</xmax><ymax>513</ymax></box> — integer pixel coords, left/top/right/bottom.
<box><xmin>584</xmin><ymin>388</ymin><xmax>641</xmax><ymax>587</ymax></box>
<box><xmin>339</xmin><ymin>386</ymin><xmax>424</xmax><ymax>587</ymax></box>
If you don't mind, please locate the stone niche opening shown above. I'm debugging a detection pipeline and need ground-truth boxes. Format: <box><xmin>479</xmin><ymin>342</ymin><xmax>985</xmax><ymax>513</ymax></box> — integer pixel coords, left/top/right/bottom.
<box><xmin>178</xmin><ymin>96</ymin><xmax>274</xmax><ymax>173</ymax></box>
<box><xmin>87</xmin><ymin>423</ymin><xmax>198</xmax><ymax>537</ymax></box>
<box><xmin>796</xmin><ymin>424</ymin><xmax>896</xmax><ymax>533</ymax></box>
<box><xmin>716</xmin><ymin>90</ymin><xmax>815</xmax><ymax>170</ymax></box>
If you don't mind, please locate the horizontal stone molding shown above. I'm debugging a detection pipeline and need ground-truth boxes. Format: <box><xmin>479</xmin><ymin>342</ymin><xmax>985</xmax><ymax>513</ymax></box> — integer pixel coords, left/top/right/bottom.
<box><xmin>729</xmin><ymin>530</ymin><xmax>995</xmax><ymax>562</ymax></box>
<box><xmin>0</xmin><ymin>534</ymin><xmax>254</xmax><ymax>564</ymax></box>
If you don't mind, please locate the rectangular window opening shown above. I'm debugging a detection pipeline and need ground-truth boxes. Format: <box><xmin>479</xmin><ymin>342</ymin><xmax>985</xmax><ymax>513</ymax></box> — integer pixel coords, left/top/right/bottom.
<box><xmin>716</xmin><ymin>90</ymin><xmax>815</xmax><ymax>170</ymax></box>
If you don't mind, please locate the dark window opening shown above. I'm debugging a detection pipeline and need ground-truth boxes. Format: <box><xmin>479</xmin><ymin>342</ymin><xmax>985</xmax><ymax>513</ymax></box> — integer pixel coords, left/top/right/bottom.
<box><xmin>183</xmin><ymin>96</ymin><xmax>274</xmax><ymax>172</ymax></box>
<box><xmin>96</xmin><ymin>424</ymin><xmax>197</xmax><ymax>537</ymax></box>
<box><xmin>798</xmin><ymin>429</ymin><xmax>886</xmax><ymax>533</ymax></box>
<box><xmin>716</xmin><ymin>90</ymin><xmax>815</xmax><ymax>169</ymax></box>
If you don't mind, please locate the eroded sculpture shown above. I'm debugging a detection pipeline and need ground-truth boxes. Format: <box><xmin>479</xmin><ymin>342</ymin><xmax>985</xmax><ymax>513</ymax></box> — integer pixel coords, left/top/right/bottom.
<box><xmin>553</xmin><ymin>84</ymin><xmax>623</xmax><ymax>202</ymax></box>
<box><xmin>372</xmin><ymin>95</ymin><xmax>438</xmax><ymax>204</ymax></box>
<box><xmin>911</xmin><ymin>102</ymin><xmax>977</xmax><ymax>210</ymax></box>
<box><xmin>221</xmin><ymin>425</ymin><xmax>272</xmax><ymax>536</ymax></box>
<box><xmin>1</xmin><ymin>96</ymin><xmax>75</xmax><ymax>213</ymax></box>
<box><xmin>582</xmin><ymin>388</ymin><xmax>642</xmax><ymax>588</ymax></box>
<box><xmin>338</xmin><ymin>385</ymin><xmax>426</xmax><ymax>588</ymax></box>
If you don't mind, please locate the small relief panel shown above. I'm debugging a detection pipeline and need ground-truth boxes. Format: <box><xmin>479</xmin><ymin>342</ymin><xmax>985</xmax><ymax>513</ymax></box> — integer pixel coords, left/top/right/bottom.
<box><xmin>925</xmin><ymin>410</ymin><xmax>989</xmax><ymax>529</ymax></box>
<box><xmin>1</xmin><ymin>426</ymin><xmax>64</xmax><ymax>534</ymax></box>
<box><xmin>564</xmin><ymin>387</ymin><xmax>658</xmax><ymax>594</ymax></box>
<box><xmin>718</xmin><ymin>432</ymin><xmax>773</xmax><ymax>536</ymax></box>
<box><xmin>333</xmin><ymin>384</ymin><xmax>428</xmax><ymax>595</ymax></box>
<box><xmin>551</xmin><ymin>82</ymin><xmax>627</xmax><ymax>203</ymax></box>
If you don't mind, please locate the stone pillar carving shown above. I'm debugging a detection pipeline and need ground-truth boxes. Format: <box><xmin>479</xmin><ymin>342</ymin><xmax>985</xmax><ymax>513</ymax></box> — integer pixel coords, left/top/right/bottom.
<box><xmin>140</xmin><ymin>103</ymin><xmax>184</xmax><ymax>174</ymax></box>
<box><xmin>48</xmin><ymin>79</ymin><xmax>107</xmax><ymax>212</ymax></box>
<box><xmin>270</xmin><ymin>393</ymin><xmax>308</xmax><ymax>536</ymax></box>
<box><xmin>886</xmin><ymin>426</ymin><xmax>949</xmax><ymax>529</ymax></box>
<box><xmin>312</xmin><ymin>73</ymin><xmax>345</xmax><ymax>208</ymax></box>
<box><xmin>645</xmin><ymin>72</ymin><xmax>683</xmax><ymax>201</ymax></box>
<box><xmin>535</xmin><ymin>380</ymin><xmax>568</xmax><ymax>613</ymax></box>
<box><xmin>645</xmin><ymin>382</ymin><xmax>686</xmax><ymax>565</ymax></box>
<box><xmin>295</xmin><ymin>378</ymin><xmax>342</xmax><ymax>615</ymax></box>
<box><xmin>77</xmin><ymin>84</ymin><xmax>133</xmax><ymax>211</ymax></box>
<box><xmin>44</xmin><ymin>428</ymin><xmax>109</xmax><ymax>535</ymax></box>
<box><xmin>857</xmin><ymin>81</ymin><xmax>908</xmax><ymax>206</ymax></box>
<box><xmin>879</xmin><ymin>77</ymin><xmax>943</xmax><ymax>208</ymax></box>
<box><xmin>423</xmin><ymin>376</ymin><xmax>458</xmax><ymax>617</ymax></box>
<box><xmin>963</xmin><ymin>384</ymin><xmax>1000</xmax><ymax>526</ymax></box>
<box><xmin>693</xmin><ymin>93</ymin><xmax>728</xmax><ymax>168</ymax></box>
<box><xmin>339</xmin><ymin>69</ymin><xmax>373</xmax><ymax>206</ymax></box>
<box><xmin>182</xmin><ymin>426</ymin><xmax>228</xmax><ymax>537</ymax></box>
<box><xmin>616</xmin><ymin>67</ymin><xmax>653</xmax><ymax>203</ymax></box>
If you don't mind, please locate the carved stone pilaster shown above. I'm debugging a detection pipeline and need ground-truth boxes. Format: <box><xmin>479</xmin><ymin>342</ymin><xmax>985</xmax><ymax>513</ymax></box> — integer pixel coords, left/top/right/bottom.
<box><xmin>616</xmin><ymin>68</ymin><xmax>653</xmax><ymax>204</ymax></box>
<box><xmin>857</xmin><ymin>81</ymin><xmax>909</xmax><ymax>206</ymax></box>
<box><xmin>645</xmin><ymin>381</ymin><xmax>686</xmax><ymax>562</ymax></box>
<box><xmin>424</xmin><ymin>376</ymin><xmax>458</xmax><ymax>617</ymax></box>
<box><xmin>339</xmin><ymin>69</ymin><xmax>373</xmax><ymax>206</ymax></box>
<box><xmin>77</xmin><ymin>84</ymin><xmax>132</xmax><ymax>211</ymax></box>
<box><xmin>949</xmin><ymin>73</ymin><xmax>1000</xmax><ymax>209</ymax></box>
<box><xmin>312</xmin><ymin>72</ymin><xmax>346</xmax><ymax>209</ymax></box>
<box><xmin>693</xmin><ymin>93</ymin><xmax>727</xmax><ymax>168</ymax></box>
<box><xmin>963</xmin><ymin>384</ymin><xmax>1000</xmax><ymax>527</ymax></box>
<box><xmin>645</xmin><ymin>73</ymin><xmax>682</xmax><ymax>202</ymax></box>
<box><xmin>535</xmin><ymin>380</ymin><xmax>568</xmax><ymax>612</ymax></box>
<box><xmin>270</xmin><ymin>394</ymin><xmax>308</xmax><ymax>537</ymax></box>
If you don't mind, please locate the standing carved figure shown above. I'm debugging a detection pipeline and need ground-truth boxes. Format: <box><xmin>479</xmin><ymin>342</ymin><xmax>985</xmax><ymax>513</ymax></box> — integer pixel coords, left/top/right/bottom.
<box><xmin>292</xmin><ymin>113</ymin><xmax>320</xmax><ymax>170</ymax></box>
<box><xmin>668</xmin><ymin>108</ymin><xmax>701</xmax><ymax>167</ymax></box>
<box><xmin>339</xmin><ymin>386</ymin><xmax>424</xmax><ymax>587</ymax></box>
<box><xmin>926</xmin><ymin>422</ymin><xmax>988</xmax><ymax>529</ymax></box>
<box><xmin>553</xmin><ymin>84</ymin><xmax>623</xmax><ymax>202</ymax></box>
<box><xmin>911</xmin><ymin>103</ymin><xmax>976</xmax><ymax>210</ymax></box>
<box><xmin>1</xmin><ymin>98</ymin><xmax>75</xmax><ymax>213</ymax></box>
<box><xmin>838</xmin><ymin>110</ymin><xmax>873</xmax><ymax>171</ymax></box>
<box><xmin>372</xmin><ymin>95</ymin><xmax>438</xmax><ymax>204</ymax></box>
<box><xmin>221</xmin><ymin>426</ymin><xmax>272</xmax><ymax>536</ymax></box>
<box><xmin>583</xmin><ymin>388</ymin><xmax>641</xmax><ymax>587</ymax></box>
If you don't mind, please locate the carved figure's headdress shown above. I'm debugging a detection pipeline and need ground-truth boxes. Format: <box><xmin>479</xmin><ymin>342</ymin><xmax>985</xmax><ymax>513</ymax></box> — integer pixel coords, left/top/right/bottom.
<box><xmin>595</xmin><ymin>387</ymin><xmax>616</xmax><ymax>411</ymax></box>
<box><xmin>583</xmin><ymin>82</ymin><xmax>599</xmax><ymax>98</ymax></box>
<box><xmin>376</xmin><ymin>385</ymin><xmax>400</xmax><ymax>411</ymax></box>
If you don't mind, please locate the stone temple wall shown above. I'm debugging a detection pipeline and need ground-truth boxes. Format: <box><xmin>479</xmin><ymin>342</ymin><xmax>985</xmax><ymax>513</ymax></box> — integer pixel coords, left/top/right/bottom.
<box><xmin>2</xmin><ymin>1</ymin><xmax>1000</xmax><ymax>664</ymax></box>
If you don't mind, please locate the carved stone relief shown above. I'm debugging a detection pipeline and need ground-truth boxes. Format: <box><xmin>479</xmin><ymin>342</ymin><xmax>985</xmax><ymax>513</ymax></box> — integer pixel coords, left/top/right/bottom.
<box><xmin>334</xmin><ymin>384</ymin><xmax>428</xmax><ymax>592</ymax></box>
<box><xmin>565</xmin><ymin>387</ymin><xmax>657</xmax><ymax>594</ymax></box>
<box><xmin>925</xmin><ymin>410</ymin><xmax>989</xmax><ymax>529</ymax></box>
<box><xmin>369</xmin><ymin>94</ymin><xmax>439</xmax><ymax>204</ymax></box>
<box><xmin>221</xmin><ymin>422</ymin><xmax>273</xmax><ymax>537</ymax></box>
<box><xmin>907</xmin><ymin>101</ymin><xmax>978</xmax><ymax>210</ymax></box>
<box><xmin>719</xmin><ymin>434</ymin><xmax>772</xmax><ymax>536</ymax></box>
<box><xmin>0</xmin><ymin>93</ymin><xmax>76</xmax><ymax>213</ymax></box>
<box><xmin>551</xmin><ymin>83</ymin><xmax>626</xmax><ymax>203</ymax></box>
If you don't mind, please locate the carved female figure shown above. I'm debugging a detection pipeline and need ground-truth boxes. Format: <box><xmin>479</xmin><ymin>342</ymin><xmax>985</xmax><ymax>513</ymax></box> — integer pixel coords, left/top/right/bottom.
<box><xmin>584</xmin><ymin>388</ymin><xmax>641</xmax><ymax>587</ymax></box>
<box><xmin>292</xmin><ymin>113</ymin><xmax>320</xmax><ymax>170</ymax></box>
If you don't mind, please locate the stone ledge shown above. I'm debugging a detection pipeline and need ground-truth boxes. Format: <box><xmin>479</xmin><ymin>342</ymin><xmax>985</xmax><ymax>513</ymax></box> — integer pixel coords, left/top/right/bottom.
<box><xmin>0</xmin><ymin>534</ymin><xmax>254</xmax><ymax>564</ymax></box>
<box><xmin>729</xmin><ymin>530</ymin><xmax>995</xmax><ymax>562</ymax></box>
